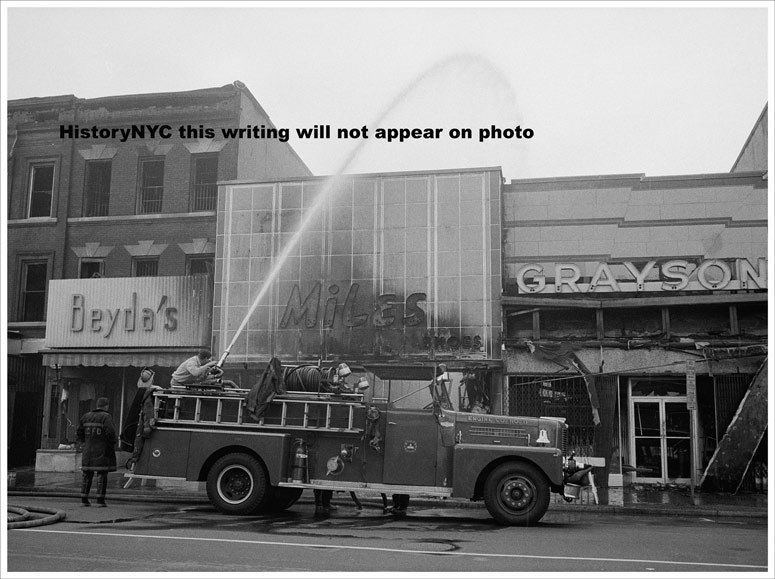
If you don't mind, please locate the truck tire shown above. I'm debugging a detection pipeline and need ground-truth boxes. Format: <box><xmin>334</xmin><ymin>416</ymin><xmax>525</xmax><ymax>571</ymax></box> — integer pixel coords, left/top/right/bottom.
<box><xmin>207</xmin><ymin>453</ymin><xmax>269</xmax><ymax>515</ymax></box>
<box><xmin>483</xmin><ymin>462</ymin><xmax>550</xmax><ymax>526</ymax></box>
<box><xmin>267</xmin><ymin>487</ymin><xmax>304</xmax><ymax>512</ymax></box>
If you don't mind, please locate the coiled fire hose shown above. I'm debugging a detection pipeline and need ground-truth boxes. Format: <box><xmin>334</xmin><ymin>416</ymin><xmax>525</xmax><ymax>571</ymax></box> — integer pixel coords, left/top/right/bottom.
<box><xmin>7</xmin><ymin>505</ymin><xmax>66</xmax><ymax>529</ymax></box>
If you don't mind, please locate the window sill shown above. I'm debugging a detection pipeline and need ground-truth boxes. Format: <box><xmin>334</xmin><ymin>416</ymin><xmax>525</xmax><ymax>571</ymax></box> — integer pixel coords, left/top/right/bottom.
<box><xmin>68</xmin><ymin>211</ymin><xmax>215</xmax><ymax>224</ymax></box>
<box><xmin>7</xmin><ymin>218</ymin><xmax>58</xmax><ymax>227</ymax></box>
<box><xmin>7</xmin><ymin>321</ymin><xmax>47</xmax><ymax>328</ymax></box>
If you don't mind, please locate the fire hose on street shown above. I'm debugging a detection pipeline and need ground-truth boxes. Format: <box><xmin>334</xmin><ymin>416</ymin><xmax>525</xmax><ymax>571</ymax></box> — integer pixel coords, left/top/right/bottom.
<box><xmin>7</xmin><ymin>505</ymin><xmax>66</xmax><ymax>529</ymax></box>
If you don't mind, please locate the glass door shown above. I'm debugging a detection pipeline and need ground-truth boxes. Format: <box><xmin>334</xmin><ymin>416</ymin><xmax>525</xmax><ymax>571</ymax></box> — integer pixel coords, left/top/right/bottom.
<box><xmin>633</xmin><ymin>401</ymin><xmax>664</xmax><ymax>481</ymax></box>
<box><xmin>630</xmin><ymin>378</ymin><xmax>692</xmax><ymax>484</ymax></box>
<box><xmin>664</xmin><ymin>402</ymin><xmax>692</xmax><ymax>481</ymax></box>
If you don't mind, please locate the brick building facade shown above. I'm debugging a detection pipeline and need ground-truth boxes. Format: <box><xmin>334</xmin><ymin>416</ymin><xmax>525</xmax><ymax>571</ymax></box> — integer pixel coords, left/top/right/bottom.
<box><xmin>6</xmin><ymin>82</ymin><xmax>310</xmax><ymax>466</ymax></box>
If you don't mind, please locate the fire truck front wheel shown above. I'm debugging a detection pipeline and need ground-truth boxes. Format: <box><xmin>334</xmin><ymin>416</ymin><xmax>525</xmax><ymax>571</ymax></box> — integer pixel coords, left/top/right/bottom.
<box><xmin>483</xmin><ymin>462</ymin><xmax>550</xmax><ymax>526</ymax></box>
<box><xmin>207</xmin><ymin>453</ymin><xmax>269</xmax><ymax>515</ymax></box>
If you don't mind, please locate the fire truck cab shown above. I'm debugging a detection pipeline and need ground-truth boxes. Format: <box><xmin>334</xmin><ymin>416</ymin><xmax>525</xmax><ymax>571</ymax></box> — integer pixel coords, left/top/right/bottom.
<box><xmin>130</xmin><ymin>371</ymin><xmax>577</xmax><ymax>525</ymax></box>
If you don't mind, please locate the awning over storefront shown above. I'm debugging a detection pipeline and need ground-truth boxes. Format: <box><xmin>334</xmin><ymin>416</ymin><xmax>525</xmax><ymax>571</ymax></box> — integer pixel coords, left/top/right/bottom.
<box><xmin>41</xmin><ymin>348</ymin><xmax>199</xmax><ymax>368</ymax></box>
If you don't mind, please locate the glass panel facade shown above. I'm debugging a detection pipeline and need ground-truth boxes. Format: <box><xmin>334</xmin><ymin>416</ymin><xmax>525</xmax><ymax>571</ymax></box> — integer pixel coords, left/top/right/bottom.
<box><xmin>214</xmin><ymin>171</ymin><xmax>501</xmax><ymax>363</ymax></box>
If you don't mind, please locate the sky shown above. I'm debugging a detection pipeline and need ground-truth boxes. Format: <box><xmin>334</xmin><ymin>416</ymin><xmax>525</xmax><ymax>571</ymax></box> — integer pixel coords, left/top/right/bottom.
<box><xmin>3</xmin><ymin>3</ymin><xmax>771</xmax><ymax>181</ymax></box>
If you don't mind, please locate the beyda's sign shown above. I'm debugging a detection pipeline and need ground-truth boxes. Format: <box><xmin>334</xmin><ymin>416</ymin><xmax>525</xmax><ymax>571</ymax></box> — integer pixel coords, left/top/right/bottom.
<box><xmin>70</xmin><ymin>292</ymin><xmax>178</xmax><ymax>337</ymax></box>
<box><xmin>45</xmin><ymin>276</ymin><xmax>210</xmax><ymax>348</ymax></box>
<box><xmin>516</xmin><ymin>258</ymin><xmax>766</xmax><ymax>294</ymax></box>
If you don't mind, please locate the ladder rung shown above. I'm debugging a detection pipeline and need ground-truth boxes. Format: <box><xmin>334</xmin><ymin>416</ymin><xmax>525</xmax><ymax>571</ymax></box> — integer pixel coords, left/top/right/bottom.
<box><xmin>173</xmin><ymin>398</ymin><xmax>181</xmax><ymax>421</ymax></box>
<box><xmin>303</xmin><ymin>403</ymin><xmax>309</xmax><ymax>428</ymax></box>
<box><xmin>237</xmin><ymin>401</ymin><xmax>243</xmax><ymax>424</ymax></box>
<box><xmin>348</xmin><ymin>406</ymin><xmax>354</xmax><ymax>430</ymax></box>
<box><xmin>216</xmin><ymin>400</ymin><xmax>223</xmax><ymax>423</ymax></box>
<box><xmin>326</xmin><ymin>404</ymin><xmax>332</xmax><ymax>428</ymax></box>
<box><xmin>194</xmin><ymin>398</ymin><xmax>202</xmax><ymax>422</ymax></box>
<box><xmin>281</xmin><ymin>402</ymin><xmax>288</xmax><ymax>426</ymax></box>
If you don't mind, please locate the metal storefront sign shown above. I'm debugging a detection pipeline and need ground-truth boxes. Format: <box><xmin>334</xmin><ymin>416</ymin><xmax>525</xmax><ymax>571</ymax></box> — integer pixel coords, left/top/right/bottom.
<box><xmin>44</xmin><ymin>276</ymin><xmax>212</xmax><ymax>348</ymax></box>
<box><xmin>515</xmin><ymin>258</ymin><xmax>766</xmax><ymax>293</ymax></box>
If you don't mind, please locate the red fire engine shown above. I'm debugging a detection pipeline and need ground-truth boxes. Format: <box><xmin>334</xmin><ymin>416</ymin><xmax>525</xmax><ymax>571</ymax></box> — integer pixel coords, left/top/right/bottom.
<box><xmin>128</xmin><ymin>363</ymin><xmax>588</xmax><ymax>525</ymax></box>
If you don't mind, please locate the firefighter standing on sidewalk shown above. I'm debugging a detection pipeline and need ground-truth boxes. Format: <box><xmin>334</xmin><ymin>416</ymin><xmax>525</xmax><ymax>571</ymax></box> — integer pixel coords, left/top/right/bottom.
<box><xmin>77</xmin><ymin>397</ymin><xmax>117</xmax><ymax>507</ymax></box>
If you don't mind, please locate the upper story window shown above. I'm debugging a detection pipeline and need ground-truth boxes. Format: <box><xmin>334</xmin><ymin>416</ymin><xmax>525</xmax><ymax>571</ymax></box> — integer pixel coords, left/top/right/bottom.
<box><xmin>21</xmin><ymin>261</ymin><xmax>48</xmax><ymax>321</ymax></box>
<box><xmin>84</xmin><ymin>161</ymin><xmax>111</xmax><ymax>217</ymax></box>
<box><xmin>138</xmin><ymin>158</ymin><xmax>164</xmax><ymax>214</ymax></box>
<box><xmin>187</xmin><ymin>255</ymin><xmax>214</xmax><ymax>276</ymax></box>
<box><xmin>79</xmin><ymin>259</ymin><xmax>104</xmax><ymax>279</ymax></box>
<box><xmin>192</xmin><ymin>155</ymin><xmax>218</xmax><ymax>211</ymax></box>
<box><xmin>133</xmin><ymin>258</ymin><xmax>159</xmax><ymax>277</ymax></box>
<box><xmin>28</xmin><ymin>164</ymin><xmax>55</xmax><ymax>218</ymax></box>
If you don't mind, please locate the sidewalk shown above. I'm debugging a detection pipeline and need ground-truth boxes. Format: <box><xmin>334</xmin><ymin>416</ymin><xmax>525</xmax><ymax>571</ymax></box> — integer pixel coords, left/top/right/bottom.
<box><xmin>7</xmin><ymin>467</ymin><xmax>769</xmax><ymax>519</ymax></box>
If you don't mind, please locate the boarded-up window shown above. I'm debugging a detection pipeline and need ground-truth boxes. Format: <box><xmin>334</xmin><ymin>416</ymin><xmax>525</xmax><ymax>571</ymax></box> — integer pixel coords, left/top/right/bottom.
<box><xmin>737</xmin><ymin>302</ymin><xmax>767</xmax><ymax>336</ymax></box>
<box><xmin>506</xmin><ymin>309</ymin><xmax>534</xmax><ymax>339</ymax></box>
<box><xmin>541</xmin><ymin>308</ymin><xmax>596</xmax><ymax>339</ymax></box>
<box><xmin>603</xmin><ymin>307</ymin><xmax>662</xmax><ymax>338</ymax></box>
<box><xmin>669</xmin><ymin>304</ymin><xmax>729</xmax><ymax>337</ymax></box>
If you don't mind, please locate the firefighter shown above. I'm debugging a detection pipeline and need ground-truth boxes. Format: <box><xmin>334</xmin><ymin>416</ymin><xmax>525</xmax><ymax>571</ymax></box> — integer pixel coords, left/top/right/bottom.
<box><xmin>77</xmin><ymin>397</ymin><xmax>117</xmax><ymax>507</ymax></box>
<box><xmin>170</xmin><ymin>348</ymin><xmax>223</xmax><ymax>389</ymax></box>
<box><xmin>313</xmin><ymin>489</ymin><xmax>334</xmax><ymax>518</ymax></box>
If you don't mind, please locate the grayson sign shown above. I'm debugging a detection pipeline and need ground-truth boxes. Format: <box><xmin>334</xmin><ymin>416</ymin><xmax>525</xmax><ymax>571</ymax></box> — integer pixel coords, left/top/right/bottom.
<box><xmin>45</xmin><ymin>276</ymin><xmax>211</xmax><ymax>348</ymax></box>
<box><xmin>515</xmin><ymin>258</ymin><xmax>766</xmax><ymax>294</ymax></box>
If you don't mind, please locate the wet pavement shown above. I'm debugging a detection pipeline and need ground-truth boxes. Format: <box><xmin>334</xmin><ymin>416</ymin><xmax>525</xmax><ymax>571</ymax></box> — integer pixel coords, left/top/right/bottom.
<box><xmin>7</xmin><ymin>466</ymin><xmax>768</xmax><ymax>518</ymax></box>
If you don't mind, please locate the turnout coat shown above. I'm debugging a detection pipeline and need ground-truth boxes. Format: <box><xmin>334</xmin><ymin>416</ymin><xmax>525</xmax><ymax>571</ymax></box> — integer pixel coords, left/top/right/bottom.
<box><xmin>77</xmin><ymin>409</ymin><xmax>117</xmax><ymax>472</ymax></box>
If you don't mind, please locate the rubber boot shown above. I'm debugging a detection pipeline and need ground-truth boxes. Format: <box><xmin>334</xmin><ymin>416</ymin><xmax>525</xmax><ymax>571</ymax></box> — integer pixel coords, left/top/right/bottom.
<box><xmin>391</xmin><ymin>493</ymin><xmax>409</xmax><ymax>517</ymax></box>
<box><xmin>95</xmin><ymin>473</ymin><xmax>108</xmax><ymax>507</ymax></box>
<box><xmin>313</xmin><ymin>489</ymin><xmax>332</xmax><ymax>518</ymax></box>
<box><xmin>81</xmin><ymin>471</ymin><xmax>93</xmax><ymax>506</ymax></box>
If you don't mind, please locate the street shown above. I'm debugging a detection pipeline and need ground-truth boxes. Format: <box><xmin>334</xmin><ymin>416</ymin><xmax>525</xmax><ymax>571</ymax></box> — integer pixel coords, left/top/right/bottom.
<box><xmin>6</xmin><ymin>495</ymin><xmax>769</xmax><ymax>573</ymax></box>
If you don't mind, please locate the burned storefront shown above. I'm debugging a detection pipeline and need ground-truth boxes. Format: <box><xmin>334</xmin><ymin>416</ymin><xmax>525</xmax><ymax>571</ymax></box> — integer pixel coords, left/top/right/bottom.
<box><xmin>213</xmin><ymin>168</ymin><xmax>503</xmax><ymax>413</ymax></box>
<box><xmin>501</xmin><ymin>171</ymin><xmax>768</xmax><ymax>493</ymax></box>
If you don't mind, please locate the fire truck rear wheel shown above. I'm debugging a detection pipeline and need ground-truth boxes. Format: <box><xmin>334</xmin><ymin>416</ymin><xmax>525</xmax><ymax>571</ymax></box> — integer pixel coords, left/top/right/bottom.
<box><xmin>484</xmin><ymin>462</ymin><xmax>550</xmax><ymax>526</ymax></box>
<box><xmin>207</xmin><ymin>453</ymin><xmax>269</xmax><ymax>515</ymax></box>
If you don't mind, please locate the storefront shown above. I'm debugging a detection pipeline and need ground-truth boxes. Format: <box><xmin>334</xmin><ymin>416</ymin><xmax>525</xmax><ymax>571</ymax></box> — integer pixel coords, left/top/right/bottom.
<box><xmin>502</xmin><ymin>171</ymin><xmax>768</xmax><ymax>491</ymax></box>
<box><xmin>38</xmin><ymin>275</ymin><xmax>212</xmax><ymax>468</ymax></box>
<box><xmin>214</xmin><ymin>168</ymin><xmax>504</xmax><ymax>411</ymax></box>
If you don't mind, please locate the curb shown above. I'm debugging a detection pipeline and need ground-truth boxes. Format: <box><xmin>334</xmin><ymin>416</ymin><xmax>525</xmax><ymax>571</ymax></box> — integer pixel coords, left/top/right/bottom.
<box><xmin>8</xmin><ymin>489</ymin><xmax>768</xmax><ymax>519</ymax></box>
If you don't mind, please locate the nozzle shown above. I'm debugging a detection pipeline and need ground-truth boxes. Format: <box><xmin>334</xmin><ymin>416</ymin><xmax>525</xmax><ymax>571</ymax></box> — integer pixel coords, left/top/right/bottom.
<box><xmin>216</xmin><ymin>351</ymin><xmax>229</xmax><ymax>368</ymax></box>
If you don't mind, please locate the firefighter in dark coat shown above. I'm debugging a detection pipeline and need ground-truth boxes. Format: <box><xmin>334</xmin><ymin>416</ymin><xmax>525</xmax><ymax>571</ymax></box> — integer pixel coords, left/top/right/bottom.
<box><xmin>77</xmin><ymin>397</ymin><xmax>117</xmax><ymax>507</ymax></box>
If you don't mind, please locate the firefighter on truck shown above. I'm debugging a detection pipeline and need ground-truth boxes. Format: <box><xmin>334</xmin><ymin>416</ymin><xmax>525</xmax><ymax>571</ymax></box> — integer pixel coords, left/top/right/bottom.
<box><xmin>127</xmin><ymin>356</ymin><xmax>592</xmax><ymax>526</ymax></box>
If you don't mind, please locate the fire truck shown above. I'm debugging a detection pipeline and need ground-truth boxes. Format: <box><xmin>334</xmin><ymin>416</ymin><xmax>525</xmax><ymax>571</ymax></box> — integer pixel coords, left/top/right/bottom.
<box><xmin>129</xmin><ymin>364</ymin><xmax>587</xmax><ymax>525</ymax></box>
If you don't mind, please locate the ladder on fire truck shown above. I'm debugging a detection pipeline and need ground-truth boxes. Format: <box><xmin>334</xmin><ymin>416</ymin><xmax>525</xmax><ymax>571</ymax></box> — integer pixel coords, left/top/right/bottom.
<box><xmin>153</xmin><ymin>389</ymin><xmax>365</xmax><ymax>433</ymax></box>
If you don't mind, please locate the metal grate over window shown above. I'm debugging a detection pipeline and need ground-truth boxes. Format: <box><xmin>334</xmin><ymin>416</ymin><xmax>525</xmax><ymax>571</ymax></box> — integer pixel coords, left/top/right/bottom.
<box><xmin>507</xmin><ymin>374</ymin><xmax>595</xmax><ymax>456</ymax></box>
<box><xmin>192</xmin><ymin>156</ymin><xmax>218</xmax><ymax>211</ymax></box>
<box><xmin>139</xmin><ymin>158</ymin><xmax>164</xmax><ymax>214</ymax></box>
